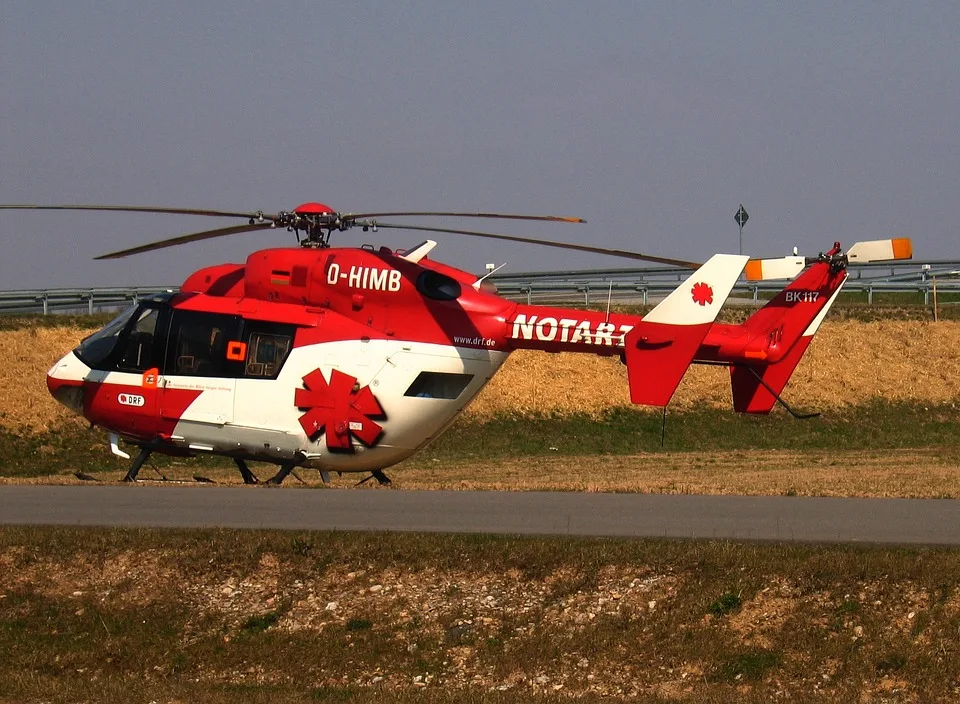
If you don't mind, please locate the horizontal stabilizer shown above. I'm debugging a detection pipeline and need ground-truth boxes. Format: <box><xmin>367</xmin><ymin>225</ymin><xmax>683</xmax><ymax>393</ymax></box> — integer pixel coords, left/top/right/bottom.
<box><xmin>847</xmin><ymin>238</ymin><xmax>912</xmax><ymax>263</ymax></box>
<box><xmin>625</xmin><ymin>253</ymin><xmax>748</xmax><ymax>406</ymax></box>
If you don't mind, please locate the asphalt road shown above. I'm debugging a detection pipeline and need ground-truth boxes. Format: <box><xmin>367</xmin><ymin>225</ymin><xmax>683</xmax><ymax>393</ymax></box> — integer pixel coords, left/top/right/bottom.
<box><xmin>2</xmin><ymin>485</ymin><xmax>959</xmax><ymax>545</ymax></box>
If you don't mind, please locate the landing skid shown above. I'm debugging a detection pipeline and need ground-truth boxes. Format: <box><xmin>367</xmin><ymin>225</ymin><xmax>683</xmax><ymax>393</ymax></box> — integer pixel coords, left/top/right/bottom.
<box><xmin>357</xmin><ymin>469</ymin><xmax>392</xmax><ymax>486</ymax></box>
<box><xmin>117</xmin><ymin>447</ymin><xmax>380</xmax><ymax>487</ymax></box>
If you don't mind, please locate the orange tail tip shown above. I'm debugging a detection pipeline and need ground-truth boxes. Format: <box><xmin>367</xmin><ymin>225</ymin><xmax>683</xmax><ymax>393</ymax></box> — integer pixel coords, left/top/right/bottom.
<box><xmin>892</xmin><ymin>237</ymin><xmax>913</xmax><ymax>260</ymax></box>
<box><xmin>743</xmin><ymin>259</ymin><xmax>764</xmax><ymax>281</ymax></box>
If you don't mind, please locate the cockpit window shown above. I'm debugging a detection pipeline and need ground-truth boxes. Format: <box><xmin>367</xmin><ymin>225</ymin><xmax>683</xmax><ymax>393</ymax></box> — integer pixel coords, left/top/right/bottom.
<box><xmin>116</xmin><ymin>307</ymin><xmax>161</xmax><ymax>372</ymax></box>
<box><xmin>74</xmin><ymin>306</ymin><xmax>138</xmax><ymax>368</ymax></box>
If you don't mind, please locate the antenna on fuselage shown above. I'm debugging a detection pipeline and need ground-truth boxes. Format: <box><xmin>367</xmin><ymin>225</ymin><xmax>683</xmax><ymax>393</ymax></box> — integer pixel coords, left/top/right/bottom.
<box><xmin>604</xmin><ymin>280</ymin><xmax>614</xmax><ymax>323</ymax></box>
<box><xmin>472</xmin><ymin>262</ymin><xmax>508</xmax><ymax>290</ymax></box>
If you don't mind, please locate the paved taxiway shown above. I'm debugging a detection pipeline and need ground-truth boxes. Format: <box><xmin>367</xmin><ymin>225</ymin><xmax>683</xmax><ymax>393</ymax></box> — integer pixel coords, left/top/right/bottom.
<box><xmin>1</xmin><ymin>486</ymin><xmax>959</xmax><ymax>545</ymax></box>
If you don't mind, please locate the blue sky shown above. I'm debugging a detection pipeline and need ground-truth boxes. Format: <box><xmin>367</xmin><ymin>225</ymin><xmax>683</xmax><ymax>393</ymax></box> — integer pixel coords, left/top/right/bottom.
<box><xmin>2</xmin><ymin>1</ymin><xmax>958</xmax><ymax>289</ymax></box>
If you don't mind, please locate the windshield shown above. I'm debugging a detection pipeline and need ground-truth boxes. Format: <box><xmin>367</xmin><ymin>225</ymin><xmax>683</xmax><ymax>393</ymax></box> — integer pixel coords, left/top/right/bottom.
<box><xmin>74</xmin><ymin>306</ymin><xmax>138</xmax><ymax>368</ymax></box>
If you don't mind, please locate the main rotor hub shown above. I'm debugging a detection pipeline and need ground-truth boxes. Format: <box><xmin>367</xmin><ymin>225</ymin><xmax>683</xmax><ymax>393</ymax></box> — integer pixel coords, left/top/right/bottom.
<box><xmin>281</xmin><ymin>202</ymin><xmax>347</xmax><ymax>247</ymax></box>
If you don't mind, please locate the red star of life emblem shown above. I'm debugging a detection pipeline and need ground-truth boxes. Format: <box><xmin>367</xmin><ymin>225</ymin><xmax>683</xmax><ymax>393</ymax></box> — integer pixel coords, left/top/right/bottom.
<box><xmin>691</xmin><ymin>281</ymin><xmax>714</xmax><ymax>306</ymax></box>
<box><xmin>294</xmin><ymin>368</ymin><xmax>385</xmax><ymax>451</ymax></box>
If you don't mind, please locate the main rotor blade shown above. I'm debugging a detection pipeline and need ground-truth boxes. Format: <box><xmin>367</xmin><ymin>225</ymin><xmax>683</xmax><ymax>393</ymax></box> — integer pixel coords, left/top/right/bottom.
<box><xmin>0</xmin><ymin>204</ymin><xmax>271</xmax><ymax>220</ymax></box>
<box><xmin>345</xmin><ymin>211</ymin><xmax>586</xmax><ymax>224</ymax></box>
<box><xmin>371</xmin><ymin>223</ymin><xmax>700</xmax><ymax>268</ymax></box>
<box><xmin>94</xmin><ymin>223</ymin><xmax>274</xmax><ymax>260</ymax></box>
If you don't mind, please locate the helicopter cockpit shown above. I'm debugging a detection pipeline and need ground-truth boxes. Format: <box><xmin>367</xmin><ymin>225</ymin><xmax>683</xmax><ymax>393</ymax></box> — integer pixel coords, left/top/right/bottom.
<box><xmin>74</xmin><ymin>295</ymin><xmax>173</xmax><ymax>372</ymax></box>
<box><xmin>74</xmin><ymin>295</ymin><xmax>296</xmax><ymax>381</ymax></box>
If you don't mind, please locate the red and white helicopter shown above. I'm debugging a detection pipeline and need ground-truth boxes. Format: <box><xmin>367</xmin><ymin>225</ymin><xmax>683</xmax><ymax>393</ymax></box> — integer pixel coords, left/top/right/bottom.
<box><xmin>2</xmin><ymin>203</ymin><xmax>911</xmax><ymax>484</ymax></box>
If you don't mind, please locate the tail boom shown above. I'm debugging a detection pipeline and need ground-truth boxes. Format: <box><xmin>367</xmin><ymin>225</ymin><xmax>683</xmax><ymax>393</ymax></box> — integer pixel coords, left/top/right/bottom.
<box><xmin>502</xmin><ymin>253</ymin><xmax>749</xmax><ymax>409</ymax></box>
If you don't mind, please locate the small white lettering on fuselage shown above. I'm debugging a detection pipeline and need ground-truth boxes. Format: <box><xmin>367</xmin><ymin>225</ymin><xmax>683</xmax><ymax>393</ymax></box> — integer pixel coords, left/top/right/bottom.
<box><xmin>118</xmin><ymin>393</ymin><xmax>145</xmax><ymax>407</ymax></box>
<box><xmin>326</xmin><ymin>263</ymin><xmax>401</xmax><ymax>291</ymax></box>
<box><xmin>452</xmin><ymin>335</ymin><xmax>498</xmax><ymax>348</ymax></box>
<box><xmin>785</xmin><ymin>290</ymin><xmax>820</xmax><ymax>303</ymax></box>
<box><xmin>508</xmin><ymin>314</ymin><xmax>634</xmax><ymax>346</ymax></box>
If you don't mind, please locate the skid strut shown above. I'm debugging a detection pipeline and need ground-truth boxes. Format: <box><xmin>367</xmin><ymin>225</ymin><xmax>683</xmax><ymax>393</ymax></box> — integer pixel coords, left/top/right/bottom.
<box><xmin>266</xmin><ymin>452</ymin><xmax>307</xmax><ymax>486</ymax></box>
<box><xmin>123</xmin><ymin>448</ymin><xmax>153</xmax><ymax>482</ymax></box>
<box><xmin>234</xmin><ymin>458</ymin><xmax>260</xmax><ymax>485</ymax></box>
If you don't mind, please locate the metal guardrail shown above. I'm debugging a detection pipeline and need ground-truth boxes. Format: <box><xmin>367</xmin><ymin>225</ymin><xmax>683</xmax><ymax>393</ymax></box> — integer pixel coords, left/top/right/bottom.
<box><xmin>1</xmin><ymin>260</ymin><xmax>958</xmax><ymax>314</ymax></box>
<box><xmin>0</xmin><ymin>287</ymin><xmax>175</xmax><ymax>315</ymax></box>
<box><xmin>494</xmin><ymin>278</ymin><xmax>960</xmax><ymax>306</ymax></box>
<box><xmin>490</xmin><ymin>260</ymin><xmax>960</xmax><ymax>306</ymax></box>
<box><xmin>490</xmin><ymin>259</ymin><xmax>960</xmax><ymax>283</ymax></box>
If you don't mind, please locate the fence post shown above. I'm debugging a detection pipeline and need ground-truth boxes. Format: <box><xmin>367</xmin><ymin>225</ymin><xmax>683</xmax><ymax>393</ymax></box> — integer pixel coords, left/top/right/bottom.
<box><xmin>867</xmin><ymin>286</ymin><xmax>873</xmax><ymax>305</ymax></box>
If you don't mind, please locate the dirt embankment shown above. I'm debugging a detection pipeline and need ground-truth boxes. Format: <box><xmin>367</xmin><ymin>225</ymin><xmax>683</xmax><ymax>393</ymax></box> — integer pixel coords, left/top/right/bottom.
<box><xmin>4</xmin><ymin>321</ymin><xmax>960</xmax><ymax>432</ymax></box>
<box><xmin>3</xmin><ymin>534</ymin><xmax>960</xmax><ymax>702</ymax></box>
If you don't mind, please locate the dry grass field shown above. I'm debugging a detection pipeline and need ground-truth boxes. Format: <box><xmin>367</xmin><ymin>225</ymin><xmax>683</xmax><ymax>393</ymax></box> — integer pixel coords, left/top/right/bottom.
<box><xmin>0</xmin><ymin>325</ymin><xmax>95</xmax><ymax>432</ymax></box>
<box><xmin>4</xmin><ymin>320</ymin><xmax>960</xmax><ymax>432</ymax></box>
<box><xmin>2</xmin><ymin>319</ymin><xmax>960</xmax><ymax>497</ymax></box>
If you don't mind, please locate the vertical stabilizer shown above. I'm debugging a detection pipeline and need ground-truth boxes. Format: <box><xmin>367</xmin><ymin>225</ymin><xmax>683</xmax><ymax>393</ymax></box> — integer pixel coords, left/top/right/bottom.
<box><xmin>729</xmin><ymin>261</ymin><xmax>847</xmax><ymax>413</ymax></box>
<box><xmin>730</xmin><ymin>280</ymin><xmax>845</xmax><ymax>413</ymax></box>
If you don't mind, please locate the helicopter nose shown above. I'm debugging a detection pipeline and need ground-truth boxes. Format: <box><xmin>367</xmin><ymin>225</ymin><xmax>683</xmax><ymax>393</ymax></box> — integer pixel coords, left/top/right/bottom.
<box><xmin>46</xmin><ymin>352</ymin><xmax>89</xmax><ymax>415</ymax></box>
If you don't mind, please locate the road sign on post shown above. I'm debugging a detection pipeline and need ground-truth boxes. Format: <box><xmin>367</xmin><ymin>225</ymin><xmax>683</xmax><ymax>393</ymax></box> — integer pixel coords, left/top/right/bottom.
<box><xmin>734</xmin><ymin>204</ymin><xmax>749</xmax><ymax>255</ymax></box>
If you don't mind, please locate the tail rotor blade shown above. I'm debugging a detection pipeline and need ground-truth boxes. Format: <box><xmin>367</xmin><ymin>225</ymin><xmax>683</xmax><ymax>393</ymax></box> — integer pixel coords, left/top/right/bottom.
<box><xmin>847</xmin><ymin>238</ymin><xmax>913</xmax><ymax>263</ymax></box>
<box><xmin>744</xmin><ymin>256</ymin><xmax>807</xmax><ymax>281</ymax></box>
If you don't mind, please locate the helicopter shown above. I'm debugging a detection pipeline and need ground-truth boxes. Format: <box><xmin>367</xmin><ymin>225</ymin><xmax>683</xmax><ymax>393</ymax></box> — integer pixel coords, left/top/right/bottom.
<box><xmin>2</xmin><ymin>203</ymin><xmax>912</xmax><ymax>485</ymax></box>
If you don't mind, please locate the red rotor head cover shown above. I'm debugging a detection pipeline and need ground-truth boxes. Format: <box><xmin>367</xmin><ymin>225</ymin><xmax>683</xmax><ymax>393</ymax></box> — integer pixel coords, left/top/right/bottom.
<box><xmin>293</xmin><ymin>202</ymin><xmax>336</xmax><ymax>215</ymax></box>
